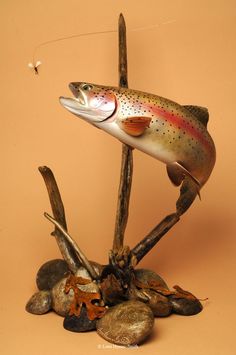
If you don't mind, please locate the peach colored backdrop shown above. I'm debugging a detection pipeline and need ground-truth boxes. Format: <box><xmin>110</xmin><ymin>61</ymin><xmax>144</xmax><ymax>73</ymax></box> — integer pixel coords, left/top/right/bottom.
<box><xmin>1</xmin><ymin>1</ymin><xmax>236</xmax><ymax>354</ymax></box>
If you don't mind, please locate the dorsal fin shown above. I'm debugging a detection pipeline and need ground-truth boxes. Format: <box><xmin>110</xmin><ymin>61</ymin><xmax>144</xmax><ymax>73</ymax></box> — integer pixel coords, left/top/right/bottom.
<box><xmin>183</xmin><ymin>105</ymin><xmax>209</xmax><ymax>127</ymax></box>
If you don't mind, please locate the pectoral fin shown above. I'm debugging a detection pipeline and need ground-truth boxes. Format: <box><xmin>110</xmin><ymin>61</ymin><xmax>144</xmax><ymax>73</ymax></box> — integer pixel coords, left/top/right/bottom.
<box><xmin>120</xmin><ymin>117</ymin><xmax>151</xmax><ymax>137</ymax></box>
<box><xmin>167</xmin><ymin>162</ymin><xmax>201</xmax><ymax>189</ymax></box>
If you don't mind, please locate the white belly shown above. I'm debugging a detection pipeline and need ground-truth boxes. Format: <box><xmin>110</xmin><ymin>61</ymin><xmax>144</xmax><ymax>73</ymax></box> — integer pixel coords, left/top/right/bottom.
<box><xmin>98</xmin><ymin>121</ymin><xmax>176</xmax><ymax>164</ymax></box>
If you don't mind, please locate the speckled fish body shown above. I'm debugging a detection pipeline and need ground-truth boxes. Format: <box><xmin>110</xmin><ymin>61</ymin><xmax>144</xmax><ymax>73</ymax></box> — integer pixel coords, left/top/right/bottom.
<box><xmin>60</xmin><ymin>83</ymin><xmax>216</xmax><ymax>189</ymax></box>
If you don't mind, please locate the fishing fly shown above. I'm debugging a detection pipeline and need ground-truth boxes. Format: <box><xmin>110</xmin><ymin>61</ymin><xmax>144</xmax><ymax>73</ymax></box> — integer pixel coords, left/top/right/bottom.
<box><xmin>28</xmin><ymin>61</ymin><xmax>42</xmax><ymax>75</ymax></box>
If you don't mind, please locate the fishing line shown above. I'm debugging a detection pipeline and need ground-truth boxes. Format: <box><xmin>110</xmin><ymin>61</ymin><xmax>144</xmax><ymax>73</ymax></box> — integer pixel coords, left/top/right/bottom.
<box><xmin>28</xmin><ymin>21</ymin><xmax>175</xmax><ymax>74</ymax></box>
<box><xmin>31</xmin><ymin>29</ymin><xmax>117</xmax><ymax>64</ymax></box>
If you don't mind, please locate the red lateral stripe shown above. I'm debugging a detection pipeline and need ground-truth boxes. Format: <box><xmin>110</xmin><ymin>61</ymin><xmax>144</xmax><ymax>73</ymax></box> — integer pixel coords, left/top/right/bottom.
<box><xmin>152</xmin><ymin>106</ymin><xmax>212</xmax><ymax>152</ymax></box>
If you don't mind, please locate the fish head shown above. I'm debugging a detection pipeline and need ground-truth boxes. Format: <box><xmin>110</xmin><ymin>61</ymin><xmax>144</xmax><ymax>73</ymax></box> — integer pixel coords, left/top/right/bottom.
<box><xmin>59</xmin><ymin>82</ymin><xmax>117</xmax><ymax>123</ymax></box>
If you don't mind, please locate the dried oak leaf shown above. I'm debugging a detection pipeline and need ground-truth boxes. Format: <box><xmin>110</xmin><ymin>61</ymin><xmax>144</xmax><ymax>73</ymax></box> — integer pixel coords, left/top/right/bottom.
<box><xmin>172</xmin><ymin>285</ymin><xmax>197</xmax><ymax>300</ymax></box>
<box><xmin>134</xmin><ymin>277</ymin><xmax>204</xmax><ymax>302</ymax></box>
<box><xmin>134</xmin><ymin>278</ymin><xmax>175</xmax><ymax>296</ymax></box>
<box><xmin>64</xmin><ymin>274</ymin><xmax>106</xmax><ymax>321</ymax></box>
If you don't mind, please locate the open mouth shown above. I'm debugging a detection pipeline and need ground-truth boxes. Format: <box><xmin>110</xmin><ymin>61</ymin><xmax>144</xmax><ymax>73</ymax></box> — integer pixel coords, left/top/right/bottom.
<box><xmin>69</xmin><ymin>83</ymin><xmax>86</xmax><ymax>106</ymax></box>
<box><xmin>59</xmin><ymin>84</ymin><xmax>117</xmax><ymax>122</ymax></box>
<box><xmin>59</xmin><ymin>85</ymin><xmax>87</xmax><ymax>113</ymax></box>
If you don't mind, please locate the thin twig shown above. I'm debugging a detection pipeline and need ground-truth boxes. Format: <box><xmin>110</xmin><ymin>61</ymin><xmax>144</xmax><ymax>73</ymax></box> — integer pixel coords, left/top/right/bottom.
<box><xmin>39</xmin><ymin>166</ymin><xmax>80</xmax><ymax>273</ymax></box>
<box><xmin>113</xmin><ymin>13</ymin><xmax>133</xmax><ymax>252</ymax></box>
<box><xmin>44</xmin><ymin>212</ymin><xmax>99</xmax><ymax>280</ymax></box>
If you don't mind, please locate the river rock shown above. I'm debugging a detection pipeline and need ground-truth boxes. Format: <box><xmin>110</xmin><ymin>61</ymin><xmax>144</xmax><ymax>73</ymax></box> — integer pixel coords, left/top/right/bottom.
<box><xmin>96</xmin><ymin>300</ymin><xmax>154</xmax><ymax>346</ymax></box>
<box><xmin>36</xmin><ymin>259</ymin><xmax>70</xmax><ymax>291</ymax></box>
<box><xmin>134</xmin><ymin>269</ymin><xmax>169</xmax><ymax>289</ymax></box>
<box><xmin>26</xmin><ymin>290</ymin><xmax>52</xmax><ymax>314</ymax></box>
<box><xmin>51</xmin><ymin>277</ymin><xmax>74</xmax><ymax>316</ymax></box>
<box><xmin>143</xmin><ymin>289</ymin><xmax>172</xmax><ymax>317</ymax></box>
<box><xmin>169</xmin><ymin>296</ymin><xmax>203</xmax><ymax>316</ymax></box>
<box><xmin>128</xmin><ymin>286</ymin><xmax>172</xmax><ymax>317</ymax></box>
<box><xmin>75</xmin><ymin>264</ymin><xmax>101</xmax><ymax>282</ymax></box>
<box><xmin>63</xmin><ymin>306</ymin><xmax>97</xmax><ymax>332</ymax></box>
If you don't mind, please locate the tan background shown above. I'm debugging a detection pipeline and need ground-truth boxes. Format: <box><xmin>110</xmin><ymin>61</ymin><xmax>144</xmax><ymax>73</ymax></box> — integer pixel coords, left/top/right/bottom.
<box><xmin>1</xmin><ymin>0</ymin><xmax>236</xmax><ymax>354</ymax></box>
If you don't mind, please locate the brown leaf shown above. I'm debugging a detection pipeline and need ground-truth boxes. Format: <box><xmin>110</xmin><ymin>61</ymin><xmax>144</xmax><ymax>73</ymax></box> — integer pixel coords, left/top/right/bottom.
<box><xmin>64</xmin><ymin>274</ymin><xmax>106</xmax><ymax>320</ymax></box>
<box><xmin>64</xmin><ymin>274</ymin><xmax>91</xmax><ymax>292</ymax></box>
<box><xmin>172</xmin><ymin>285</ymin><xmax>197</xmax><ymax>300</ymax></box>
<box><xmin>148</xmin><ymin>280</ymin><xmax>175</xmax><ymax>296</ymax></box>
<box><xmin>134</xmin><ymin>278</ymin><xmax>175</xmax><ymax>296</ymax></box>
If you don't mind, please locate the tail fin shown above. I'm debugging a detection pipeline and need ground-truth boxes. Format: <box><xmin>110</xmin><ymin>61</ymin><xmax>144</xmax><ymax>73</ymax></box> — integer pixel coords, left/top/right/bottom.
<box><xmin>176</xmin><ymin>177</ymin><xmax>199</xmax><ymax>216</ymax></box>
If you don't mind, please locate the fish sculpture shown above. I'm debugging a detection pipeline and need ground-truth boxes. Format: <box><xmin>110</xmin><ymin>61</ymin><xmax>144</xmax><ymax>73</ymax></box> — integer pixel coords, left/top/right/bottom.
<box><xmin>60</xmin><ymin>83</ymin><xmax>216</xmax><ymax>191</ymax></box>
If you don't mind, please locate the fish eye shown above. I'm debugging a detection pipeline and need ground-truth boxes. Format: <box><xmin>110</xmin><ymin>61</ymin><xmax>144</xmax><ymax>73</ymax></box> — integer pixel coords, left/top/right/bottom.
<box><xmin>82</xmin><ymin>84</ymin><xmax>93</xmax><ymax>91</ymax></box>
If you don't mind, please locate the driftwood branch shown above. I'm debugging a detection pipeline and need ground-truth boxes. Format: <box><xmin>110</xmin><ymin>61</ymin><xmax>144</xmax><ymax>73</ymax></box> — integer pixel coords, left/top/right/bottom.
<box><xmin>132</xmin><ymin>213</ymin><xmax>180</xmax><ymax>263</ymax></box>
<box><xmin>44</xmin><ymin>212</ymin><xmax>99</xmax><ymax>280</ymax></box>
<box><xmin>113</xmin><ymin>13</ymin><xmax>133</xmax><ymax>252</ymax></box>
<box><xmin>39</xmin><ymin>166</ymin><xmax>80</xmax><ymax>273</ymax></box>
<box><xmin>132</xmin><ymin>177</ymin><xmax>198</xmax><ymax>264</ymax></box>
<box><xmin>112</xmin><ymin>14</ymin><xmax>199</xmax><ymax>264</ymax></box>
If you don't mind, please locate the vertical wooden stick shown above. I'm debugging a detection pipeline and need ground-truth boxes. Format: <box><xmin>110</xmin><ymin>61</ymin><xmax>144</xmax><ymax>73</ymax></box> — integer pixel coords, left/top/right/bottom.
<box><xmin>118</xmin><ymin>14</ymin><xmax>128</xmax><ymax>88</ymax></box>
<box><xmin>113</xmin><ymin>14</ymin><xmax>133</xmax><ymax>252</ymax></box>
<box><xmin>39</xmin><ymin>166</ymin><xmax>80</xmax><ymax>273</ymax></box>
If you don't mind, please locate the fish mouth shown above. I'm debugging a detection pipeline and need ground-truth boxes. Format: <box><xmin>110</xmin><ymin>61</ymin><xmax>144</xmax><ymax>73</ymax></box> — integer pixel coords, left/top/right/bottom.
<box><xmin>59</xmin><ymin>96</ymin><xmax>84</xmax><ymax>115</ymax></box>
<box><xmin>69</xmin><ymin>83</ymin><xmax>87</xmax><ymax>106</ymax></box>
<box><xmin>59</xmin><ymin>83</ymin><xmax>117</xmax><ymax>122</ymax></box>
<box><xmin>59</xmin><ymin>84</ymin><xmax>88</xmax><ymax>114</ymax></box>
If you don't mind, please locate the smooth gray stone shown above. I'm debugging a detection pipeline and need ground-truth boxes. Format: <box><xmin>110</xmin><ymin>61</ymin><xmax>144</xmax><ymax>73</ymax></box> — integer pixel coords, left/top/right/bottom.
<box><xmin>96</xmin><ymin>300</ymin><xmax>154</xmax><ymax>346</ymax></box>
<box><xmin>169</xmin><ymin>296</ymin><xmax>203</xmax><ymax>316</ymax></box>
<box><xmin>63</xmin><ymin>306</ymin><xmax>97</xmax><ymax>332</ymax></box>
<box><xmin>51</xmin><ymin>277</ymin><xmax>74</xmax><ymax>316</ymax></box>
<box><xmin>128</xmin><ymin>286</ymin><xmax>172</xmax><ymax>317</ymax></box>
<box><xmin>36</xmin><ymin>259</ymin><xmax>70</xmax><ymax>290</ymax></box>
<box><xmin>26</xmin><ymin>290</ymin><xmax>52</xmax><ymax>315</ymax></box>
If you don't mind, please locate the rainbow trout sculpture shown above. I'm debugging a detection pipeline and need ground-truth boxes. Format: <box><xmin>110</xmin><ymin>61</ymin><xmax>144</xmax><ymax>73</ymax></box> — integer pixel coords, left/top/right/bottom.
<box><xmin>26</xmin><ymin>17</ymin><xmax>216</xmax><ymax>346</ymax></box>
<box><xmin>60</xmin><ymin>83</ymin><xmax>216</xmax><ymax>194</ymax></box>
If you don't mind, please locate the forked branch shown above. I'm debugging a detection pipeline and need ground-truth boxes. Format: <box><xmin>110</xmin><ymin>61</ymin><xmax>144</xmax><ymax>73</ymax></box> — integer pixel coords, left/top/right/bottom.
<box><xmin>44</xmin><ymin>212</ymin><xmax>99</xmax><ymax>280</ymax></box>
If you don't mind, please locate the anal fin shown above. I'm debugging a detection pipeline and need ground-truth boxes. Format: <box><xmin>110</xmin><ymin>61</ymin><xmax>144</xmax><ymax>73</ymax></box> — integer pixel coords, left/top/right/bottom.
<box><xmin>167</xmin><ymin>162</ymin><xmax>201</xmax><ymax>194</ymax></box>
